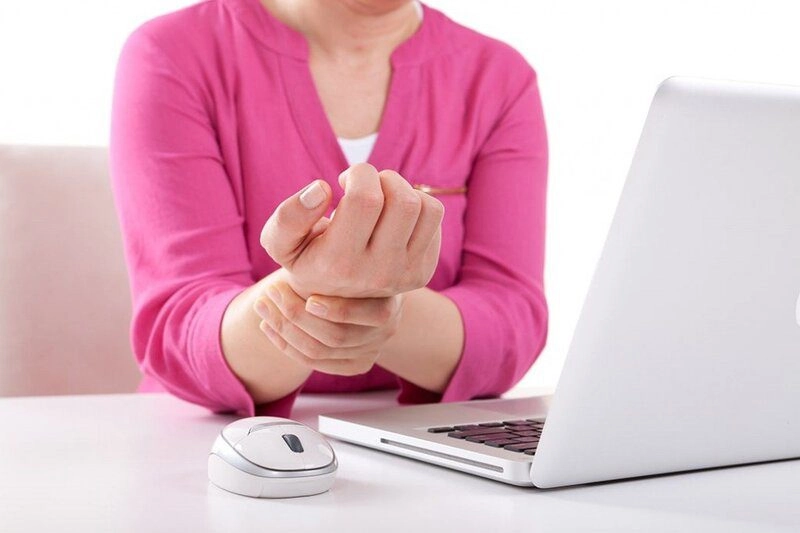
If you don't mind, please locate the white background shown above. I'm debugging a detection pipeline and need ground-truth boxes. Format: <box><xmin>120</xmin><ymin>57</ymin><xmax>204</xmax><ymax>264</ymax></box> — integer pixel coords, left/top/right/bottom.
<box><xmin>1</xmin><ymin>1</ymin><xmax>799</xmax><ymax>391</ymax></box>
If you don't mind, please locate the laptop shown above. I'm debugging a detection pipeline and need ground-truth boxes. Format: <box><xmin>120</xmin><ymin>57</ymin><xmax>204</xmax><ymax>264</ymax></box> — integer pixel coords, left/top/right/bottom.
<box><xmin>318</xmin><ymin>77</ymin><xmax>800</xmax><ymax>488</ymax></box>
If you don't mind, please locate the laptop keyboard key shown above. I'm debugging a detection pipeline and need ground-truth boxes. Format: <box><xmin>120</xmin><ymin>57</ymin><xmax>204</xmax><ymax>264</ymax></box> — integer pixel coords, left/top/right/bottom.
<box><xmin>504</xmin><ymin>443</ymin><xmax>539</xmax><ymax>452</ymax></box>
<box><xmin>434</xmin><ymin>418</ymin><xmax>547</xmax><ymax>453</ymax></box>
<box><xmin>453</xmin><ymin>424</ymin><xmax>484</xmax><ymax>431</ymax></box>
<box><xmin>464</xmin><ymin>433</ymin><xmax>511</xmax><ymax>443</ymax></box>
<box><xmin>448</xmin><ymin>428</ymin><xmax>519</xmax><ymax>439</ymax></box>
<box><xmin>485</xmin><ymin>439</ymin><xmax>522</xmax><ymax>447</ymax></box>
<box><xmin>512</xmin><ymin>437</ymin><xmax>540</xmax><ymax>443</ymax></box>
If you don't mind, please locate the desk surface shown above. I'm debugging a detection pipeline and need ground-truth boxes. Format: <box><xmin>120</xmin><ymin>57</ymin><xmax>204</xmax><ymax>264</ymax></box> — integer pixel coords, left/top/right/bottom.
<box><xmin>1</xmin><ymin>392</ymin><xmax>798</xmax><ymax>533</ymax></box>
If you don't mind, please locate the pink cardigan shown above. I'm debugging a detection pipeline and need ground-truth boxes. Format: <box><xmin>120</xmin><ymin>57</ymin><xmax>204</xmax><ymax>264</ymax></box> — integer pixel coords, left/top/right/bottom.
<box><xmin>110</xmin><ymin>0</ymin><xmax>548</xmax><ymax>417</ymax></box>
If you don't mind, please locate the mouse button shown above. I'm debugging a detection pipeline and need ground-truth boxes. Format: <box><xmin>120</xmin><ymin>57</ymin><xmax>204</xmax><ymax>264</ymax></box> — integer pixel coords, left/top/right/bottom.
<box><xmin>221</xmin><ymin>417</ymin><xmax>274</xmax><ymax>446</ymax></box>
<box><xmin>302</xmin><ymin>442</ymin><xmax>336</xmax><ymax>470</ymax></box>
<box><xmin>235</xmin><ymin>432</ymin><xmax>304</xmax><ymax>471</ymax></box>
<box><xmin>288</xmin><ymin>427</ymin><xmax>335</xmax><ymax>469</ymax></box>
<box><xmin>281</xmin><ymin>434</ymin><xmax>304</xmax><ymax>453</ymax></box>
<box><xmin>221</xmin><ymin>425</ymin><xmax>250</xmax><ymax>447</ymax></box>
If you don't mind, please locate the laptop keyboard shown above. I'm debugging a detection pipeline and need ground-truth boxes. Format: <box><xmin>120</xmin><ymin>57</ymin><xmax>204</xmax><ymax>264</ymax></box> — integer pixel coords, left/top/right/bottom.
<box><xmin>427</xmin><ymin>419</ymin><xmax>545</xmax><ymax>455</ymax></box>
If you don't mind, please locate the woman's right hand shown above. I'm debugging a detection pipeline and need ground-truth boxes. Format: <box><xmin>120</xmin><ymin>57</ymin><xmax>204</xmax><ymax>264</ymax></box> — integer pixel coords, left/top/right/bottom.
<box><xmin>260</xmin><ymin>163</ymin><xmax>444</xmax><ymax>299</ymax></box>
<box><xmin>253</xmin><ymin>270</ymin><xmax>404</xmax><ymax>377</ymax></box>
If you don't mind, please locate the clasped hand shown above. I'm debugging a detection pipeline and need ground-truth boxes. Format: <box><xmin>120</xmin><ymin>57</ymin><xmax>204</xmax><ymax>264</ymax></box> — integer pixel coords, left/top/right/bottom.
<box><xmin>254</xmin><ymin>163</ymin><xmax>444</xmax><ymax>376</ymax></box>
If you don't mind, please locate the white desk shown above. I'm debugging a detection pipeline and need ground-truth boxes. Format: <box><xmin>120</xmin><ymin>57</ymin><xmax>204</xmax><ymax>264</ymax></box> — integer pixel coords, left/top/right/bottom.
<box><xmin>1</xmin><ymin>392</ymin><xmax>798</xmax><ymax>533</ymax></box>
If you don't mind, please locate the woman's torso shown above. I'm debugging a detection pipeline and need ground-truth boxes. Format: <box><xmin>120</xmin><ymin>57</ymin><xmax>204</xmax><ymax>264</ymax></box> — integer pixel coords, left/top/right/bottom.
<box><xmin>135</xmin><ymin>0</ymin><xmax>531</xmax><ymax>393</ymax></box>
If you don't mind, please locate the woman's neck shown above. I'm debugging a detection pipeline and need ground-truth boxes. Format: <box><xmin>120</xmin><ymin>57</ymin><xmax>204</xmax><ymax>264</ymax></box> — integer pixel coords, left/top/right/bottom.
<box><xmin>262</xmin><ymin>0</ymin><xmax>421</xmax><ymax>63</ymax></box>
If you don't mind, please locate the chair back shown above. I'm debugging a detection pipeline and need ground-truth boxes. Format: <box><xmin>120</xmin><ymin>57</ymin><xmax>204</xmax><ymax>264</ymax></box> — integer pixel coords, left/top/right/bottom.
<box><xmin>0</xmin><ymin>145</ymin><xmax>140</xmax><ymax>396</ymax></box>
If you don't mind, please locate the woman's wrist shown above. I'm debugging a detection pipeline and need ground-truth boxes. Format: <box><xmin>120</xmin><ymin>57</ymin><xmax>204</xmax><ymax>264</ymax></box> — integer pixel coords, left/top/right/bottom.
<box><xmin>220</xmin><ymin>269</ymin><xmax>313</xmax><ymax>405</ymax></box>
<box><xmin>377</xmin><ymin>287</ymin><xmax>464</xmax><ymax>394</ymax></box>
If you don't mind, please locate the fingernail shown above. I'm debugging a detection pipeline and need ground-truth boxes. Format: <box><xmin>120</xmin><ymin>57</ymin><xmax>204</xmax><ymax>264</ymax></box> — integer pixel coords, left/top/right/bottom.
<box><xmin>306</xmin><ymin>299</ymin><xmax>327</xmax><ymax>317</ymax></box>
<box><xmin>254</xmin><ymin>299</ymin><xmax>269</xmax><ymax>319</ymax></box>
<box><xmin>266</xmin><ymin>285</ymin><xmax>282</xmax><ymax>305</ymax></box>
<box><xmin>299</xmin><ymin>181</ymin><xmax>325</xmax><ymax>209</ymax></box>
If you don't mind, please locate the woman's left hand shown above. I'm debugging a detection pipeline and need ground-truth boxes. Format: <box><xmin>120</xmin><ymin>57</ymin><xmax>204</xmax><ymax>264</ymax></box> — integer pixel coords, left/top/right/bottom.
<box><xmin>253</xmin><ymin>270</ymin><xmax>403</xmax><ymax>376</ymax></box>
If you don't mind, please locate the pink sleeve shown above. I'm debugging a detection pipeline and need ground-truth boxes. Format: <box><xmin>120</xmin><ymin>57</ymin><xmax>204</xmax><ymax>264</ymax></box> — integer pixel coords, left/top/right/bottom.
<box><xmin>109</xmin><ymin>26</ymin><xmax>296</xmax><ymax>417</ymax></box>
<box><xmin>398</xmin><ymin>62</ymin><xmax>549</xmax><ymax>404</ymax></box>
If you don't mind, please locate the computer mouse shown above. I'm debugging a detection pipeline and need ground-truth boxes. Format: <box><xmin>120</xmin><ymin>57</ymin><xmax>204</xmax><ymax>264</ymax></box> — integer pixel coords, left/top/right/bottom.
<box><xmin>208</xmin><ymin>416</ymin><xmax>337</xmax><ymax>498</ymax></box>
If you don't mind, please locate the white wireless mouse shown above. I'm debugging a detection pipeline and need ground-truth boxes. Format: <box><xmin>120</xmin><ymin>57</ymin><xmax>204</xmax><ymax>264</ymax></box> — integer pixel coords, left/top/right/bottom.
<box><xmin>208</xmin><ymin>416</ymin><xmax>337</xmax><ymax>498</ymax></box>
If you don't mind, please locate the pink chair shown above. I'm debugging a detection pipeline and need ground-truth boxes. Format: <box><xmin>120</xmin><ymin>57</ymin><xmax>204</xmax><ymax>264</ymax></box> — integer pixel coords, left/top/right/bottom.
<box><xmin>0</xmin><ymin>145</ymin><xmax>141</xmax><ymax>396</ymax></box>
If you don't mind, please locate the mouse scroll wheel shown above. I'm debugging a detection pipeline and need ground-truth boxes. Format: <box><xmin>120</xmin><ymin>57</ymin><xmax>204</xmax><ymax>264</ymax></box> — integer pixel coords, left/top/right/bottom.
<box><xmin>281</xmin><ymin>433</ymin><xmax>304</xmax><ymax>453</ymax></box>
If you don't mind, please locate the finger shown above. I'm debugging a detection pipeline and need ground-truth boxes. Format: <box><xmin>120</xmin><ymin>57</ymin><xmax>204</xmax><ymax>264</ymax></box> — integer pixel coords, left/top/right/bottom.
<box><xmin>327</xmin><ymin>163</ymin><xmax>384</xmax><ymax>252</ymax></box>
<box><xmin>309</xmin><ymin>216</ymin><xmax>331</xmax><ymax>236</ymax></box>
<box><xmin>260</xmin><ymin>180</ymin><xmax>332</xmax><ymax>266</ymax></box>
<box><xmin>269</xmin><ymin>282</ymin><xmax>381</xmax><ymax>347</ymax></box>
<box><xmin>368</xmin><ymin>170</ymin><xmax>422</xmax><ymax>251</ymax></box>
<box><xmin>256</xmin><ymin>295</ymin><xmax>352</xmax><ymax>360</ymax></box>
<box><xmin>305</xmin><ymin>293</ymin><xmax>400</xmax><ymax>327</ymax></box>
<box><xmin>407</xmin><ymin>191</ymin><xmax>445</xmax><ymax>257</ymax></box>
<box><xmin>298</xmin><ymin>216</ymin><xmax>331</xmax><ymax>249</ymax></box>
<box><xmin>260</xmin><ymin>320</ymin><xmax>378</xmax><ymax>377</ymax></box>
<box><xmin>259</xmin><ymin>320</ymin><xmax>314</xmax><ymax>368</ymax></box>
<box><xmin>256</xmin><ymin>284</ymin><xmax>377</xmax><ymax>353</ymax></box>
<box><xmin>258</xmin><ymin>320</ymin><xmax>287</xmax><ymax>351</ymax></box>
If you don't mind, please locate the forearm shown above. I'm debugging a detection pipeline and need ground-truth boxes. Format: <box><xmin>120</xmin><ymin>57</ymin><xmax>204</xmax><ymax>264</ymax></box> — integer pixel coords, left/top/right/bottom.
<box><xmin>377</xmin><ymin>287</ymin><xmax>464</xmax><ymax>393</ymax></box>
<box><xmin>221</xmin><ymin>270</ymin><xmax>312</xmax><ymax>405</ymax></box>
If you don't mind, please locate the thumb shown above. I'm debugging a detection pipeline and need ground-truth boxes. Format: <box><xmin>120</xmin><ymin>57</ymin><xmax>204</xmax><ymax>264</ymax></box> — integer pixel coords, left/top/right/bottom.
<box><xmin>260</xmin><ymin>180</ymin><xmax>332</xmax><ymax>266</ymax></box>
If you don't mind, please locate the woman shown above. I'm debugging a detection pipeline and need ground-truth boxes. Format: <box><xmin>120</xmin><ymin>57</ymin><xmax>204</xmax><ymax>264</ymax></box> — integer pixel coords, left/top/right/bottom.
<box><xmin>110</xmin><ymin>0</ymin><xmax>548</xmax><ymax>417</ymax></box>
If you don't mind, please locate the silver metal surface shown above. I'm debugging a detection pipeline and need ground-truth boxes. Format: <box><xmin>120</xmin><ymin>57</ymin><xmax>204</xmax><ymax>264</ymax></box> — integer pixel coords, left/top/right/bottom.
<box><xmin>320</xmin><ymin>78</ymin><xmax>800</xmax><ymax>489</ymax></box>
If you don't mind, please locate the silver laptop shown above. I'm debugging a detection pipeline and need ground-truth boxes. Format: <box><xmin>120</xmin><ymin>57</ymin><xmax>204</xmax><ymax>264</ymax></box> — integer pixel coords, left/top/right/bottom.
<box><xmin>318</xmin><ymin>77</ymin><xmax>800</xmax><ymax>488</ymax></box>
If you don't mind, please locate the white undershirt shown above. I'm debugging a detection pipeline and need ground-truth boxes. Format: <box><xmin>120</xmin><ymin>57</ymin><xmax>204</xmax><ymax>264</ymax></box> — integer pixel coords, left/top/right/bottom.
<box><xmin>337</xmin><ymin>133</ymin><xmax>379</xmax><ymax>165</ymax></box>
<box><xmin>335</xmin><ymin>2</ymin><xmax>422</xmax><ymax>166</ymax></box>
